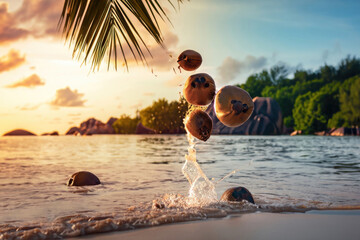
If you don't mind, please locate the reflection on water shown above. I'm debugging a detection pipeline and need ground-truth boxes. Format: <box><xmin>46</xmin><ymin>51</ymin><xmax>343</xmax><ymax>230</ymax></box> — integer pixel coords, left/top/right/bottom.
<box><xmin>0</xmin><ymin>135</ymin><xmax>359</xmax><ymax>236</ymax></box>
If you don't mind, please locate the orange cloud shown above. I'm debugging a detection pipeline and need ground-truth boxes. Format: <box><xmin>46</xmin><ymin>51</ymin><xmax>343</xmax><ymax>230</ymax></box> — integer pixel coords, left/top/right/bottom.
<box><xmin>50</xmin><ymin>87</ymin><xmax>86</xmax><ymax>107</ymax></box>
<box><xmin>16</xmin><ymin>0</ymin><xmax>63</xmax><ymax>37</ymax></box>
<box><xmin>0</xmin><ymin>3</ymin><xmax>29</xmax><ymax>44</ymax></box>
<box><xmin>0</xmin><ymin>0</ymin><xmax>62</xmax><ymax>45</ymax></box>
<box><xmin>6</xmin><ymin>74</ymin><xmax>45</xmax><ymax>88</ymax></box>
<box><xmin>113</xmin><ymin>30</ymin><xmax>180</xmax><ymax>72</ymax></box>
<box><xmin>0</xmin><ymin>49</ymin><xmax>26</xmax><ymax>73</ymax></box>
<box><xmin>17</xmin><ymin>104</ymin><xmax>41</xmax><ymax>111</ymax></box>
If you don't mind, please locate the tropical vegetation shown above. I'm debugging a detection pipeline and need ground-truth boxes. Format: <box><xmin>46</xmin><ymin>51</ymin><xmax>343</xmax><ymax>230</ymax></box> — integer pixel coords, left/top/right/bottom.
<box><xmin>239</xmin><ymin>56</ymin><xmax>360</xmax><ymax>134</ymax></box>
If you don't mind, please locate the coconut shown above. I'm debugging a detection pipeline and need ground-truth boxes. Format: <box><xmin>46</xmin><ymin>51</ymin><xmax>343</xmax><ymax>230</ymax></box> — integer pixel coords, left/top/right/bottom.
<box><xmin>177</xmin><ymin>50</ymin><xmax>202</xmax><ymax>71</ymax></box>
<box><xmin>183</xmin><ymin>73</ymin><xmax>216</xmax><ymax>106</ymax></box>
<box><xmin>220</xmin><ymin>186</ymin><xmax>255</xmax><ymax>204</ymax></box>
<box><xmin>67</xmin><ymin>171</ymin><xmax>101</xmax><ymax>186</ymax></box>
<box><xmin>215</xmin><ymin>85</ymin><xmax>254</xmax><ymax>127</ymax></box>
<box><xmin>185</xmin><ymin>109</ymin><xmax>213</xmax><ymax>141</ymax></box>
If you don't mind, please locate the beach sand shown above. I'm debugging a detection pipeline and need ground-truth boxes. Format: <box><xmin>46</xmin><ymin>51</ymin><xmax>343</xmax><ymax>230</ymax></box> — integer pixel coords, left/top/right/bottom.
<box><xmin>74</xmin><ymin>210</ymin><xmax>360</xmax><ymax>240</ymax></box>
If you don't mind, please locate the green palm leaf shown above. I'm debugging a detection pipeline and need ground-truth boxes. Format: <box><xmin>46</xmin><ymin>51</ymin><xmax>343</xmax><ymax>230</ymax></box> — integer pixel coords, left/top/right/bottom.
<box><xmin>58</xmin><ymin>0</ymin><xmax>185</xmax><ymax>71</ymax></box>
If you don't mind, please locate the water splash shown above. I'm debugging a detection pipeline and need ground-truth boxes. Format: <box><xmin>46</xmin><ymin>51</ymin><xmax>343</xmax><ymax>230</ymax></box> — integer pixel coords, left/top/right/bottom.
<box><xmin>182</xmin><ymin>120</ymin><xmax>217</xmax><ymax>205</ymax></box>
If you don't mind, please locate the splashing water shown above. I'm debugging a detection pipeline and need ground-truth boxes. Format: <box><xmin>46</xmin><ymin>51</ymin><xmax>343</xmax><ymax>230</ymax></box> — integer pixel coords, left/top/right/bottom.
<box><xmin>182</xmin><ymin>112</ymin><xmax>217</xmax><ymax>204</ymax></box>
<box><xmin>181</xmin><ymin>105</ymin><xmax>256</xmax><ymax>205</ymax></box>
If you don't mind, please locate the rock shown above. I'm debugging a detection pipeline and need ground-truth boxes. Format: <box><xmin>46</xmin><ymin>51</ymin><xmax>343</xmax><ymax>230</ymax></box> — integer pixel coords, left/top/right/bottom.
<box><xmin>41</xmin><ymin>131</ymin><xmax>59</xmax><ymax>136</ymax></box>
<box><xmin>66</xmin><ymin>127</ymin><xmax>82</xmax><ymax>135</ymax></box>
<box><xmin>207</xmin><ymin>97</ymin><xmax>283</xmax><ymax>135</ymax></box>
<box><xmin>135</xmin><ymin>122</ymin><xmax>156</xmax><ymax>134</ymax></box>
<box><xmin>66</xmin><ymin>118</ymin><xmax>117</xmax><ymax>135</ymax></box>
<box><xmin>220</xmin><ymin>186</ymin><xmax>255</xmax><ymax>204</ymax></box>
<box><xmin>290</xmin><ymin>130</ymin><xmax>303</xmax><ymax>136</ymax></box>
<box><xmin>314</xmin><ymin>131</ymin><xmax>326</xmax><ymax>136</ymax></box>
<box><xmin>330</xmin><ymin>127</ymin><xmax>360</xmax><ymax>136</ymax></box>
<box><xmin>67</xmin><ymin>171</ymin><xmax>101</xmax><ymax>186</ymax></box>
<box><xmin>3</xmin><ymin>129</ymin><xmax>36</xmax><ymax>136</ymax></box>
<box><xmin>106</xmin><ymin>117</ymin><xmax>118</xmax><ymax>127</ymax></box>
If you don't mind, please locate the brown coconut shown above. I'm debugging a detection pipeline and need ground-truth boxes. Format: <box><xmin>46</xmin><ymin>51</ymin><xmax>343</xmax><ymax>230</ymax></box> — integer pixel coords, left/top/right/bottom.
<box><xmin>215</xmin><ymin>85</ymin><xmax>254</xmax><ymax>127</ymax></box>
<box><xmin>185</xmin><ymin>109</ymin><xmax>213</xmax><ymax>141</ymax></box>
<box><xmin>67</xmin><ymin>171</ymin><xmax>101</xmax><ymax>186</ymax></box>
<box><xmin>183</xmin><ymin>73</ymin><xmax>216</xmax><ymax>106</ymax></box>
<box><xmin>177</xmin><ymin>50</ymin><xmax>202</xmax><ymax>71</ymax></box>
<box><xmin>220</xmin><ymin>186</ymin><xmax>255</xmax><ymax>204</ymax></box>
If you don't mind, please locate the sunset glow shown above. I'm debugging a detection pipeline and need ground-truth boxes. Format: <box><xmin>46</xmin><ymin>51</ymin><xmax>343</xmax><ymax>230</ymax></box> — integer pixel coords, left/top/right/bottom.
<box><xmin>1</xmin><ymin>0</ymin><xmax>359</xmax><ymax>135</ymax></box>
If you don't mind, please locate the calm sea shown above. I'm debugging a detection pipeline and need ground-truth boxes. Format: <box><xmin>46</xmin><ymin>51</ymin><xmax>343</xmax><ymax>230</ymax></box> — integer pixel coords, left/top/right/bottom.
<box><xmin>0</xmin><ymin>135</ymin><xmax>359</xmax><ymax>238</ymax></box>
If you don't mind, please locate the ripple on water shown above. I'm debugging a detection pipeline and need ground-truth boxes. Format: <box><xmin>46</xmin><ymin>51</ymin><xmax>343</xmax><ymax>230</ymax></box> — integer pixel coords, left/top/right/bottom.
<box><xmin>0</xmin><ymin>135</ymin><xmax>359</xmax><ymax>237</ymax></box>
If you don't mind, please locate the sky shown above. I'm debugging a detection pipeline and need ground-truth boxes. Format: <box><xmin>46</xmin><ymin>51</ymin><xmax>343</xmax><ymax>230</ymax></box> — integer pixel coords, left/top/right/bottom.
<box><xmin>0</xmin><ymin>0</ymin><xmax>359</xmax><ymax>135</ymax></box>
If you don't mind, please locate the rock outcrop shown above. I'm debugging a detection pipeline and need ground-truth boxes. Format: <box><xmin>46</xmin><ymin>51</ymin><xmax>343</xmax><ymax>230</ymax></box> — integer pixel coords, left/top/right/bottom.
<box><xmin>290</xmin><ymin>130</ymin><xmax>303</xmax><ymax>136</ymax></box>
<box><xmin>66</xmin><ymin>117</ymin><xmax>117</xmax><ymax>135</ymax></box>
<box><xmin>329</xmin><ymin>127</ymin><xmax>359</xmax><ymax>136</ymax></box>
<box><xmin>41</xmin><ymin>131</ymin><xmax>59</xmax><ymax>136</ymax></box>
<box><xmin>135</xmin><ymin>122</ymin><xmax>156</xmax><ymax>134</ymax></box>
<box><xmin>3</xmin><ymin>129</ymin><xmax>36</xmax><ymax>136</ymax></box>
<box><xmin>206</xmin><ymin>97</ymin><xmax>283</xmax><ymax>135</ymax></box>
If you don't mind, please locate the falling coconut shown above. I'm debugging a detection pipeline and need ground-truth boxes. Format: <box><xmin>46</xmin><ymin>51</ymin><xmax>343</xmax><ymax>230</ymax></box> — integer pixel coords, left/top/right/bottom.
<box><xmin>67</xmin><ymin>171</ymin><xmax>101</xmax><ymax>186</ymax></box>
<box><xmin>215</xmin><ymin>85</ymin><xmax>254</xmax><ymax>127</ymax></box>
<box><xmin>183</xmin><ymin>73</ymin><xmax>216</xmax><ymax>106</ymax></box>
<box><xmin>177</xmin><ymin>50</ymin><xmax>202</xmax><ymax>71</ymax></box>
<box><xmin>185</xmin><ymin>109</ymin><xmax>213</xmax><ymax>142</ymax></box>
<box><xmin>220</xmin><ymin>186</ymin><xmax>255</xmax><ymax>204</ymax></box>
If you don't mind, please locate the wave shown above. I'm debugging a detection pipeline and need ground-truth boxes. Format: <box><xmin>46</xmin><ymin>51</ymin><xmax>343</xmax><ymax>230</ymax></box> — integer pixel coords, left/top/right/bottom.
<box><xmin>1</xmin><ymin>193</ymin><xmax>360</xmax><ymax>240</ymax></box>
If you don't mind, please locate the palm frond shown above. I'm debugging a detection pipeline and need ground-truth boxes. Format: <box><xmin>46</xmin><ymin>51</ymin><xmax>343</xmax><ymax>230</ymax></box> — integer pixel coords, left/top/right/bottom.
<box><xmin>58</xmin><ymin>0</ymin><xmax>185</xmax><ymax>71</ymax></box>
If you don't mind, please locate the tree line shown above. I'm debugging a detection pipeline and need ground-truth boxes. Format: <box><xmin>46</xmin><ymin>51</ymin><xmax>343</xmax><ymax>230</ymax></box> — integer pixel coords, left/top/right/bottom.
<box><xmin>239</xmin><ymin>56</ymin><xmax>360</xmax><ymax>134</ymax></box>
<box><xmin>113</xmin><ymin>56</ymin><xmax>360</xmax><ymax>134</ymax></box>
<box><xmin>112</xmin><ymin>97</ymin><xmax>189</xmax><ymax>134</ymax></box>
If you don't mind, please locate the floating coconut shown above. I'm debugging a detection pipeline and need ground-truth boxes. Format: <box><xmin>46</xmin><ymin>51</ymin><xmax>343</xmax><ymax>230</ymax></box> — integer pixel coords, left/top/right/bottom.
<box><xmin>67</xmin><ymin>171</ymin><xmax>101</xmax><ymax>186</ymax></box>
<box><xmin>177</xmin><ymin>50</ymin><xmax>202</xmax><ymax>71</ymax></box>
<box><xmin>220</xmin><ymin>186</ymin><xmax>255</xmax><ymax>204</ymax></box>
<box><xmin>183</xmin><ymin>73</ymin><xmax>216</xmax><ymax>106</ymax></box>
<box><xmin>185</xmin><ymin>109</ymin><xmax>213</xmax><ymax>141</ymax></box>
<box><xmin>215</xmin><ymin>85</ymin><xmax>254</xmax><ymax>127</ymax></box>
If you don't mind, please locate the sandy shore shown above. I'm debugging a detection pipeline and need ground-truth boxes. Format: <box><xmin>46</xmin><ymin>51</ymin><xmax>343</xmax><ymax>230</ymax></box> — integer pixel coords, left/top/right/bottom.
<box><xmin>74</xmin><ymin>210</ymin><xmax>360</xmax><ymax>240</ymax></box>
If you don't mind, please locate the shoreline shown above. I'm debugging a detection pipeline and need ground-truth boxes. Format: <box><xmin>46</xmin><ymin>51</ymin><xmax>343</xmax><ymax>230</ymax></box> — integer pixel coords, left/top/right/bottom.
<box><xmin>73</xmin><ymin>210</ymin><xmax>360</xmax><ymax>240</ymax></box>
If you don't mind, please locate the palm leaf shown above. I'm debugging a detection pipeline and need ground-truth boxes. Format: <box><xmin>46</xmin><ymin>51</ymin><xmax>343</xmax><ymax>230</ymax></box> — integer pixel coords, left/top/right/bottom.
<box><xmin>58</xmin><ymin>0</ymin><xmax>185</xmax><ymax>71</ymax></box>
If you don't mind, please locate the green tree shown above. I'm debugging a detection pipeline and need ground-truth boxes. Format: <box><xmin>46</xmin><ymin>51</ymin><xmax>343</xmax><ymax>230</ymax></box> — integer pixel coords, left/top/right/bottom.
<box><xmin>113</xmin><ymin>114</ymin><xmax>140</xmax><ymax>134</ymax></box>
<box><xmin>293</xmin><ymin>82</ymin><xmax>340</xmax><ymax>133</ymax></box>
<box><xmin>336</xmin><ymin>56</ymin><xmax>360</xmax><ymax>82</ymax></box>
<box><xmin>328</xmin><ymin>76</ymin><xmax>360</xmax><ymax>127</ymax></box>
<box><xmin>139</xmin><ymin>97</ymin><xmax>188</xmax><ymax>133</ymax></box>
<box><xmin>238</xmin><ymin>70</ymin><xmax>273</xmax><ymax>97</ymax></box>
<box><xmin>59</xmin><ymin>0</ymin><xmax>183</xmax><ymax>71</ymax></box>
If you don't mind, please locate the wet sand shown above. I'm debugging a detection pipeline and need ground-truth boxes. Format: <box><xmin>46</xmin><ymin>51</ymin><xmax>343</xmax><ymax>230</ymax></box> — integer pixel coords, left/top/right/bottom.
<box><xmin>75</xmin><ymin>210</ymin><xmax>360</xmax><ymax>240</ymax></box>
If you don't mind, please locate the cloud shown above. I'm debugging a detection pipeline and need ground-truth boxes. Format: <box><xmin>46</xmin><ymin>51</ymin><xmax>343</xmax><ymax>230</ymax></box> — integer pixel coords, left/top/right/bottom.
<box><xmin>0</xmin><ymin>3</ymin><xmax>29</xmax><ymax>44</ymax></box>
<box><xmin>0</xmin><ymin>49</ymin><xmax>26</xmax><ymax>73</ymax></box>
<box><xmin>50</xmin><ymin>87</ymin><xmax>86</xmax><ymax>107</ymax></box>
<box><xmin>0</xmin><ymin>0</ymin><xmax>62</xmax><ymax>45</ymax></box>
<box><xmin>15</xmin><ymin>0</ymin><xmax>63</xmax><ymax>37</ymax></box>
<box><xmin>115</xmin><ymin>30</ymin><xmax>180</xmax><ymax>72</ymax></box>
<box><xmin>17</xmin><ymin>104</ymin><xmax>41</xmax><ymax>111</ymax></box>
<box><xmin>217</xmin><ymin>55</ymin><xmax>267</xmax><ymax>84</ymax></box>
<box><xmin>144</xmin><ymin>31</ymin><xmax>179</xmax><ymax>71</ymax></box>
<box><xmin>6</xmin><ymin>74</ymin><xmax>45</xmax><ymax>88</ymax></box>
<box><xmin>143</xmin><ymin>92</ymin><xmax>155</xmax><ymax>97</ymax></box>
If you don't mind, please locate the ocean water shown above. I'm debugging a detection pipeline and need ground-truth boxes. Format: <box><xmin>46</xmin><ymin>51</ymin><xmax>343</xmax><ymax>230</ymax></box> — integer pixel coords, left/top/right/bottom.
<box><xmin>0</xmin><ymin>135</ymin><xmax>360</xmax><ymax>239</ymax></box>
